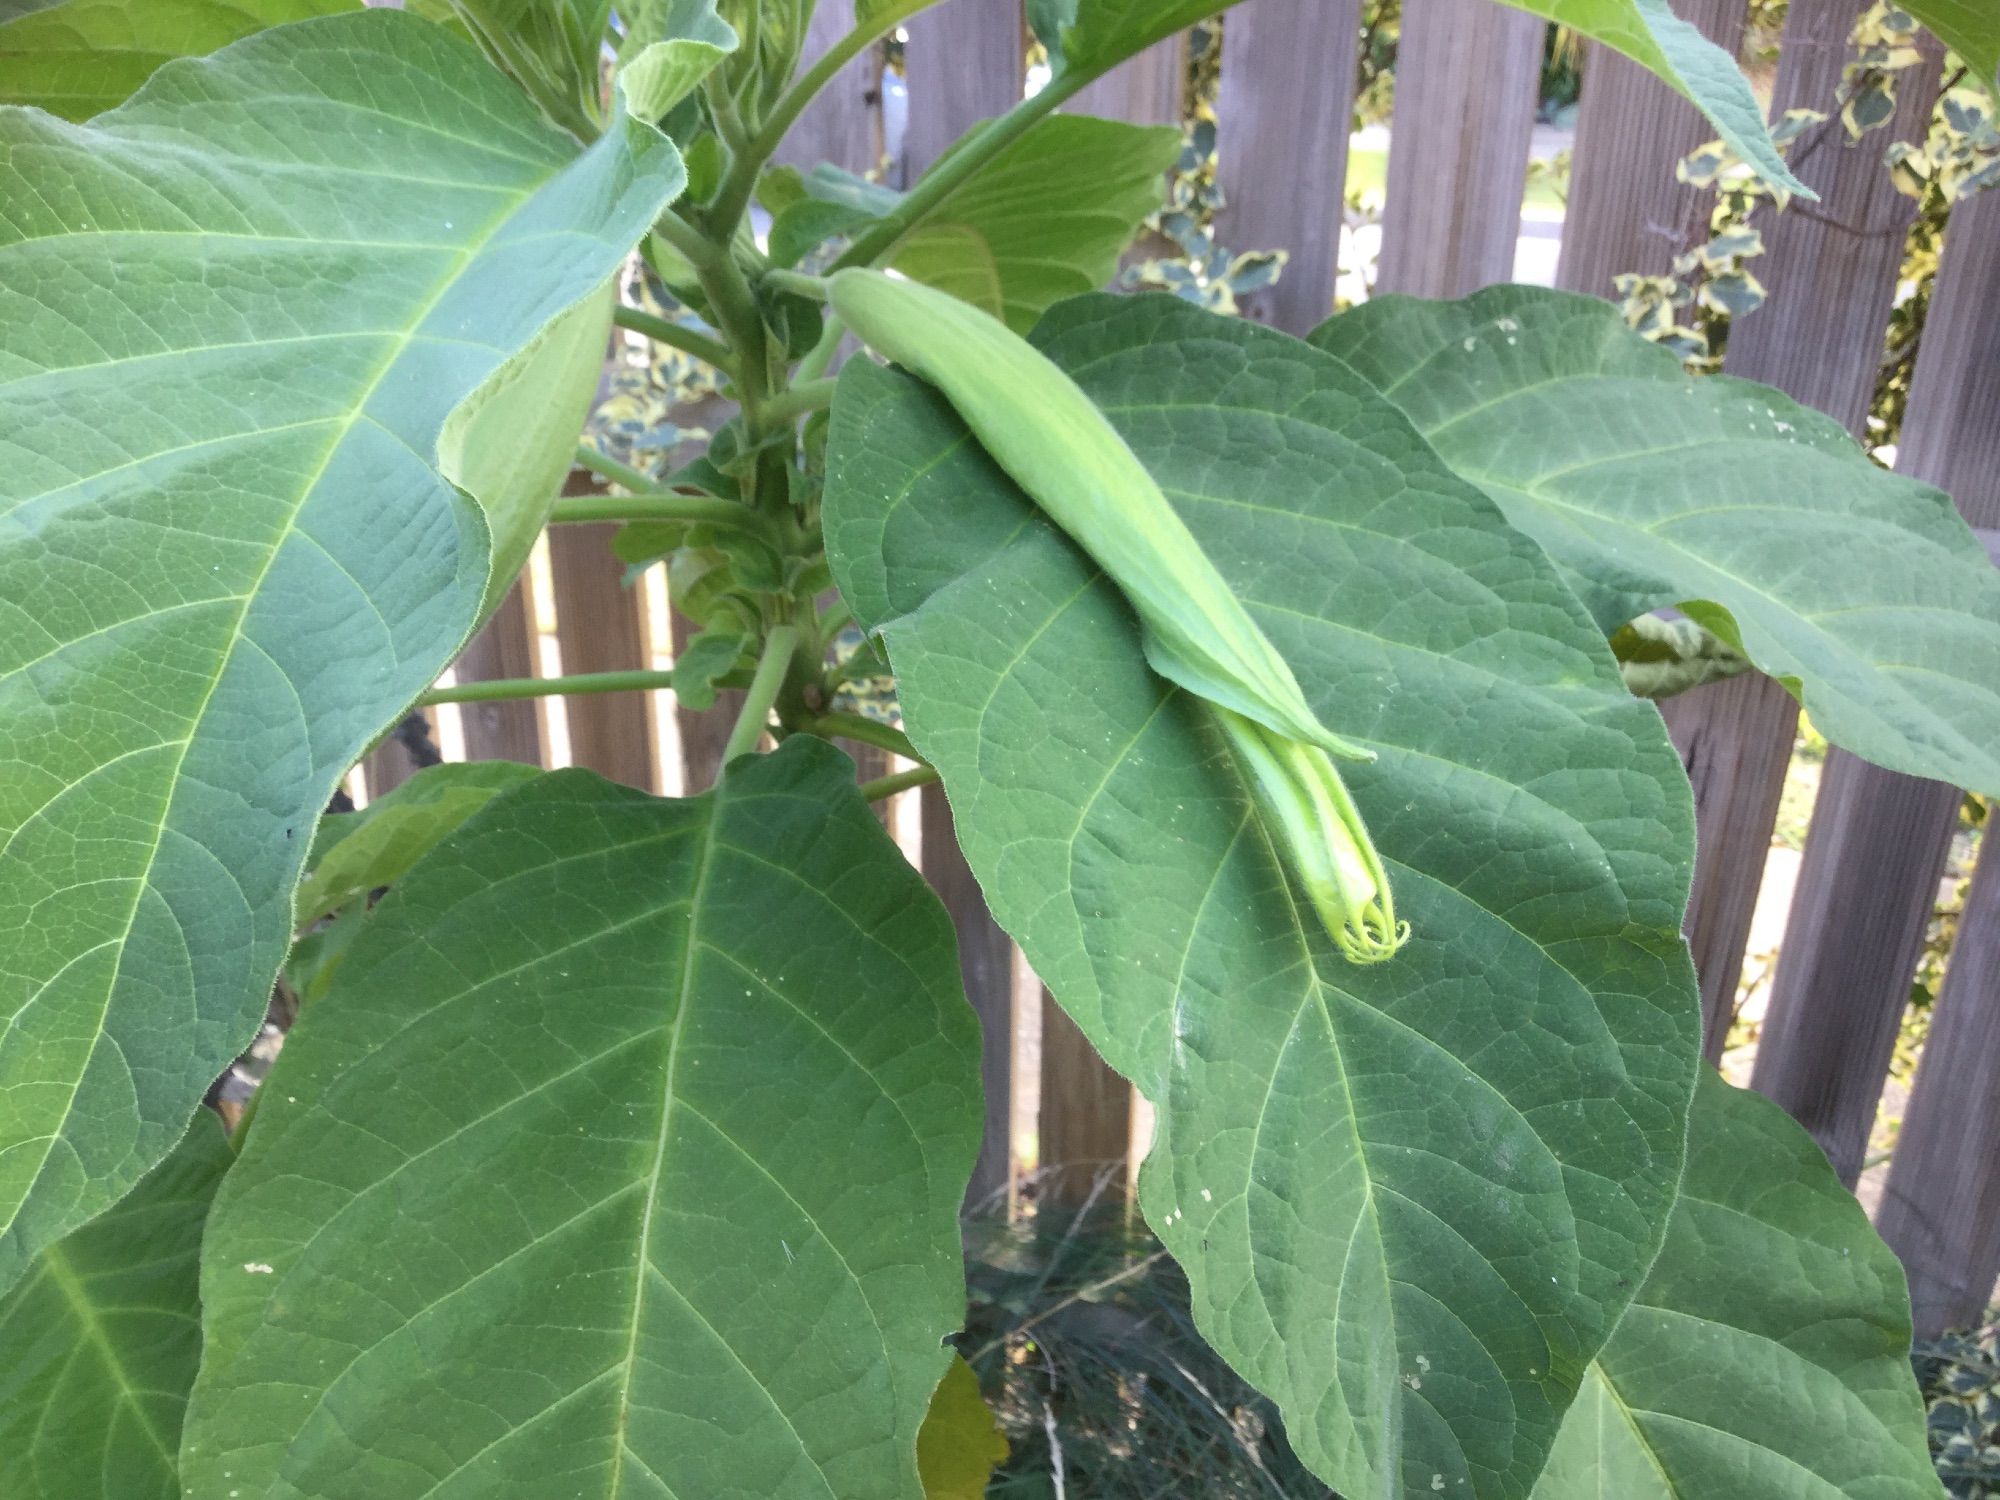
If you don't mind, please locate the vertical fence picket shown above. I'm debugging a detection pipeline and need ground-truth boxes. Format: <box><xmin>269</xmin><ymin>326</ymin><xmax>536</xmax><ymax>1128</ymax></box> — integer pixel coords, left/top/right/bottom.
<box><xmin>902</xmin><ymin>0</ymin><xmax>1027</xmax><ymax>1207</ymax></box>
<box><xmin>1753</xmin><ymin>179</ymin><xmax>2000</xmax><ymax>1189</ymax></box>
<box><xmin>454</xmin><ymin>581</ymin><xmax>548</xmax><ymax>765</ymax></box>
<box><xmin>774</xmin><ymin>0</ymin><xmax>882</xmax><ymax>174</ymax></box>
<box><xmin>1374</xmin><ymin>0</ymin><xmax>1543</xmax><ymax>297</ymax></box>
<box><xmin>546</xmin><ymin>499</ymin><xmax>661</xmax><ymax>791</ymax></box>
<box><xmin>1668</xmin><ymin>14</ymin><xmax>1945</xmax><ymax>1060</ymax></box>
<box><xmin>1067</xmin><ymin>36</ymin><xmax>1184</xmax><ymax>125</ymax></box>
<box><xmin>1555</xmin><ymin>0</ymin><xmax>1749</xmax><ymax>296</ymax></box>
<box><xmin>1212</xmin><ymin>0</ymin><xmax>1361</xmax><ymax>333</ymax></box>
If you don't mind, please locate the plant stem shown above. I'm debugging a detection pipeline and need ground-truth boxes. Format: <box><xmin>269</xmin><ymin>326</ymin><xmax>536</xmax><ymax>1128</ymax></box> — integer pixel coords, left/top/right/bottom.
<box><xmin>801</xmin><ymin>712</ymin><xmax>919</xmax><ymax>761</ymax></box>
<box><xmin>859</xmin><ymin>764</ymin><xmax>938</xmax><ymax>802</ymax></box>
<box><xmin>760</xmin><ymin>377</ymin><xmax>837</xmax><ymax>426</ymax></box>
<box><xmin>708</xmin><ymin>0</ymin><xmax>938</xmax><ymax>231</ymax></box>
<box><xmin>654</xmin><ymin>209</ymin><xmax>775</xmax><ymax>433</ymax></box>
<box><xmin>723</xmin><ymin>623</ymin><xmax>801</xmax><ymax>763</ymax></box>
<box><xmin>834</xmin><ymin>64</ymin><xmax>1096</xmax><ymax>272</ymax></box>
<box><xmin>796</xmin><ymin>312</ymin><xmax>847</xmax><ymax>382</ymax></box>
<box><xmin>574</xmin><ymin>443</ymin><xmax>659</xmax><ymax>494</ymax></box>
<box><xmin>550</xmin><ymin>493</ymin><xmax>779</xmax><ymax>540</ymax></box>
<box><xmin>422</xmin><ymin>669</ymin><xmax>680</xmax><ymax>706</ymax></box>
<box><xmin>763</xmin><ymin>267</ymin><xmax>828</xmax><ymax>302</ymax></box>
<box><xmin>612</xmin><ymin>305</ymin><xmax>734</xmax><ymax>371</ymax></box>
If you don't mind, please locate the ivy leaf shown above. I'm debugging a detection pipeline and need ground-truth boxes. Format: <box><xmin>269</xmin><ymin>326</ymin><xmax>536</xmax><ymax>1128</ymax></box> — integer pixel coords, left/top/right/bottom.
<box><xmin>918</xmin><ymin>1357</ymin><xmax>1008</xmax><ymax>1500</ymax></box>
<box><xmin>0</xmin><ymin>10</ymin><xmax>682</xmax><ymax>1292</ymax></box>
<box><xmin>0</xmin><ymin>0</ymin><xmax>357</xmax><ymax>118</ymax></box>
<box><xmin>1534</xmin><ymin>1073</ymin><xmax>1942</xmax><ymax>1499</ymax></box>
<box><xmin>825</xmin><ymin>294</ymin><xmax>1700</xmax><ymax>1499</ymax></box>
<box><xmin>183</xmin><ymin>743</ymin><xmax>982</xmax><ymax>1499</ymax></box>
<box><xmin>893</xmin><ymin>115</ymin><xmax>1180</xmax><ymax>332</ymax></box>
<box><xmin>0</xmin><ymin>1114</ymin><xmax>233</xmax><ymax>1500</ymax></box>
<box><xmin>296</xmin><ymin>761</ymin><xmax>542</xmax><ymax>922</ymax></box>
<box><xmin>1900</xmin><ymin>0</ymin><xmax>1998</xmax><ymax>94</ymax></box>
<box><xmin>1311</xmin><ymin>285</ymin><xmax>2000</xmax><ymax>795</ymax></box>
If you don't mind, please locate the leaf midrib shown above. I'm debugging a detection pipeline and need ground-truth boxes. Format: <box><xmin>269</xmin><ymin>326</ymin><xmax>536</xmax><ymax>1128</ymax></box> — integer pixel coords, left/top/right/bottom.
<box><xmin>39</xmin><ymin>1242</ymin><xmax>179</xmax><ymax>1465</ymax></box>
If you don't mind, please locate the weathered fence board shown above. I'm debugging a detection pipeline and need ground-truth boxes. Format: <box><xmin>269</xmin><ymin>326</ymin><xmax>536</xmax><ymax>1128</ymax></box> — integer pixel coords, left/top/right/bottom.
<box><xmin>545</xmin><ymin>510</ymin><xmax>660</xmax><ymax>791</ymax></box>
<box><xmin>1556</xmin><ymin>0</ymin><xmax>1748</xmax><ymax>295</ymax></box>
<box><xmin>1880</xmin><ymin>824</ymin><xmax>2000</xmax><ymax>1334</ymax></box>
<box><xmin>453</xmin><ymin>581</ymin><xmax>547</xmax><ymax>766</ymax></box>
<box><xmin>1375</xmin><ymin>0</ymin><xmax>1543</xmax><ymax>297</ymax></box>
<box><xmin>902</xmin><ymin>0</ymin><xmax>1023</xmax><ymax>181</ymax></box>
<box><xmin>1212</xmin><ymin>0</ymin><xmax>1362</xmax><ymax>332</ymax></box>
<box><xmin>774</xmin><ymin>0</ymin><xmax>882</xmax><ymax>175</ymax></box>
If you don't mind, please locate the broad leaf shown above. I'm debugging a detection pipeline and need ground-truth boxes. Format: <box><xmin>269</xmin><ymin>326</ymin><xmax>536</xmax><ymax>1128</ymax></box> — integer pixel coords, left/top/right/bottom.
<box><xmin>825</xmin><ymin>294</ymin><xmax>1700</xmax><ymax>1498</ymax></box>
<box><xmin>0</xmin><ymin>1114</ymin><xmax>232</xmax><ymax>1500</ymax></box>
<box><xmin>295</xmin><ymin>761</ymin><xmax>541</xmax><ymax>922</ymax></box>
<box><xmin>183</xmin><ymin>743</ymin><xmax>982</xmax><ymax>1499</ymax></box>
<box><xmin>1535</xmin><ymin>1073</ymin><xmax>1942</xmax><ymax>1499</ymax></box>
<box><xmin>618</xmin><ymin>0</ymin><xmax>738</xmax><ymax>119</ymax></box>
<box><xmin>0</xmin><ymin>11</ymin><xmax>682</xmax><ymax>1290</ymax></box>
<box><xmin>1312</xmin><ymin>286</ymin><xmax>2000</xmax><ymax>794</ymax></box>
<box><xmin>893</xmin><ymin>115</ymin><xmax>1180</xmax><ymax>332</ymax></box>
<box><xmin>0</xmin><ymin>0</ymin><xmax>355</xmax><ymax>118</ymax></box>
<box><xmin>917</xmin><ymin>1356</ymin><xmax>1008</xmax><ymax>1500</ymax></box>
<box><xmin>1902</xmin><ymin>0</ymin><xmax>1997</xmax><ymax>93</ymax></box>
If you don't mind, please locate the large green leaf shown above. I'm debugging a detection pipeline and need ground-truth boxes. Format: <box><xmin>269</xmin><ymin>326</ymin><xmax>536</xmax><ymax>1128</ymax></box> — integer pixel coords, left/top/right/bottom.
<box><xmin>0</xmin><ymin>11</ymin><xmax>682</xmax><ymax>1291</ymax></box>
<box><xmin>892</xmin><ymin>115</ymin><xmax>1180</xmax><ymax>333</ymax></box>
<box><xmin>0</xmin><ymin>1114</ymin><xmax>232</xmax><ymax>1500</ymax></box>
<box><xmin>1535</xmin><ymin>1073</ymin><xmax>1942</xmax><ymax>1499</ymax></box>
<box><xmin>617</xmin><ymin>0</ymin><xmax>738</xmax><ymax>119</ymax></box>
<box><xmin>1902</xmin><ymin>0</ymin><xmax>1997</xmax><ymax>92</ymax></box>
<box><xmin>825</xmin><ymin>294</ymin><xmax>1700</xmax><ymax>1498</ymax></box>
<box><xmin>1311</xmin><ymin>286</ymin><xmax>2000</xmax><ymax>795</ymax></box>
<box><xmin>0</xmin><ymin>0</ymin><xmax>356</xmax><ymax>118</ymax></box>
<box><xmin>182</xmin><ymin>742</ymin><xmax>982</xmax><ymax>1499</ymax></box>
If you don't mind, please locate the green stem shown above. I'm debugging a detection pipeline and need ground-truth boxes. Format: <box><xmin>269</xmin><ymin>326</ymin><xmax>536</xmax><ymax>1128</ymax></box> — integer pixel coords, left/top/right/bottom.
<box><xmin>550</xmin><ymin>493</ymin><xmax>779</xmax><ymax>540</ymax></box>
<box><xmin>760</xmin><ymin>377</ymin><xmax>838</xmax><ymax>426</ymax></box>
<box><xmin>574</xmin><ymin>443</ymin><xmax>659</xmax><ymax>494</ymax></box>
<box><xmin>797</xmin><ymin>312</ymin><xmax>847</xmax><ymax>383</ymax></box>
<box><xmin>723</xmin><ymin>624</ymin><xmax>801</xmax><ymax>763</ymax></box>
<box><xmin>834</xmin><ymin>63</ymin><xmax>1096</xmax><ymax>272</ymax></box>
<box><xmin>655</xmin><ymin>209</ymin><xmax>774</xmax><ymax>428</ymax></box>
<box><xmin>613</xmin><ymin>305</ymin><xmax>734</xmax><ymax>371</ymax></box>
<box><xmin>709</xmin><ymin>0</ymin><xmax>938</xmax><ymax>232</ymax></box>
<box><xmin>423</xmin><ymin>670</ymin><xmax>678</xmax><ymax>705</ymax></box>
<box><xmin>763</xmin><ymin>267</ymin><xmax>828</xmax><ymax>302</ymax></box>
<box><xmin>802</xmin><ymin>712</ymin><xmax>919</xmax><ymax>761</ymax></box>
<box><xmin>859</xmin><ymin>764</ymin><xmax>938</xmax><ymax>802</ymax></box>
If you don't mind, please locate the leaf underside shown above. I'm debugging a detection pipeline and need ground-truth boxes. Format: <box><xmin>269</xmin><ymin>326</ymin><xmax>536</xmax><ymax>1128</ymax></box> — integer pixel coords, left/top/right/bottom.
<box><xmin>1534</xmin><ymin>1073</ymin><xmax>1942</xmax><ymax>1500</ymax></box>
<box><xmin>825</xmin><ymin>293</ymin><xmax>1700</xmax><ymax>1499</ymax></box>
<box><xmin>0</xmin><ymin>10</ymin><xmax>681</xmax><ymax>1290</ymax></box>
<box><xmin>183</xmin><ymin>743</ymin><xmax>982</xmax><ymax>1500</ymax></box>
<box><xmin>1312</xmin><ymin>285</ymin><xmax>2000</xmax><ymax>795</ymax></box>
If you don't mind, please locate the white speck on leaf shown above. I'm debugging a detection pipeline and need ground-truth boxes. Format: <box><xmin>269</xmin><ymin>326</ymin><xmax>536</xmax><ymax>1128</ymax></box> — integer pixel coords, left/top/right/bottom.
<box><xmin>243</xmin><ymin>1262</ymin><xmax>275</xmax><ymax>1275</ymax></box>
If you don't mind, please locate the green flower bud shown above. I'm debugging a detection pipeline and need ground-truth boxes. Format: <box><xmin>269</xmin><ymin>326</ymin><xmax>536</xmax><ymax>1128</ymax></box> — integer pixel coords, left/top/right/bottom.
<box><xmin>830</xmin><ymin>269</ymin><xmax>1407</xmax><ymax>963</ymax></box>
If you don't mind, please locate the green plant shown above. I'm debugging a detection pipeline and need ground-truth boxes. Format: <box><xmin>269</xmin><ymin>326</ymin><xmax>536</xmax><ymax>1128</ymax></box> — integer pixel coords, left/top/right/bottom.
<box><xmin>1</xmin><ymin>2</ymin><xmax>1997</xmax><ymax>1498</ymax></box>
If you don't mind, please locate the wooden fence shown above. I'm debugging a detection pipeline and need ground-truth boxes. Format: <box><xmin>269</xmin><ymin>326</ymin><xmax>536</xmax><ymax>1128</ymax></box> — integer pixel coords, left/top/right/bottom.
<box><xmin>371</xmin><ymin>0</ymin><xmax>2000</xmax><ymax>1337</ymax></box>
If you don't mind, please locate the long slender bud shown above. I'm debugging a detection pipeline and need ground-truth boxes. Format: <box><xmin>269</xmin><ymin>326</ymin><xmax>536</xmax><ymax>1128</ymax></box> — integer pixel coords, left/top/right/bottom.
<box><xmin>831</xmin><ymin>269</ymin><xmax>1409</xmax><ymax>962</ymax></box>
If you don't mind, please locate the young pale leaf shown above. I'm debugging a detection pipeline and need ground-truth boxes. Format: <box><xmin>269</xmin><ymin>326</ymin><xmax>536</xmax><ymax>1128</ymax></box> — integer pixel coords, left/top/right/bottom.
<box><xmin>183</xmin><ymin>743</ymin><xmax>982</xmax><ymax>1500</ymax></box>
<box><xmin>0</xmin><ymin>1114</ymin><xmax>232</xmax><ymax>1500</ymax></box>
<box><xmin>0</xmin><ymin>0</ymin><xmax>356</xmax><ymax>118</ymax></box>
<box><xmin>825</xmin><ymin>294</ymin><xmax>1700</xmax><ymax>1499</ymax></box>
<box><xmin>1534</xmin><ymin>1073</ymin><xmax>1942</xmax><ymax>1499</ymax></box>
<box><xmin>295</xmin><ymin>760</ymin><xmax>542</xmax><ymax>922</ymax></box>
<box><xmin>0</xmin><ymin>11</ymin><xmax>682</xmax><ymax>1292</ymax></box>
<box><xmin>892</xmin><ymin>115</ymin><xmax>1182</xmax><ymax>333</ymax></box>
<box><xmin>617</xmin><ymin>0</ymin><xmax>738</xmax><ymax>118</ymax></box>
<box><xmin>1311</xmin><ymin>286</ymin><xmax>2000</xmax><ymax>794</ymax></box>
